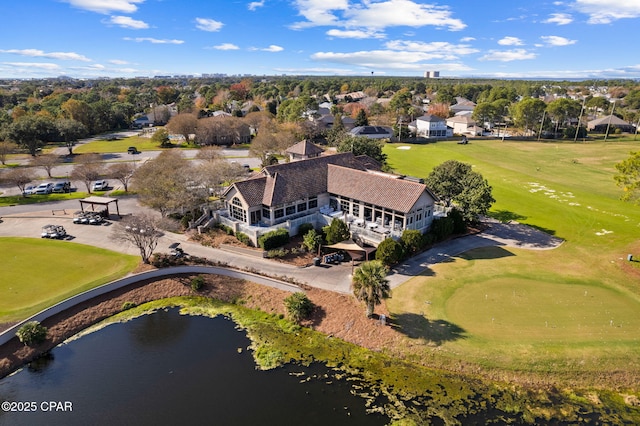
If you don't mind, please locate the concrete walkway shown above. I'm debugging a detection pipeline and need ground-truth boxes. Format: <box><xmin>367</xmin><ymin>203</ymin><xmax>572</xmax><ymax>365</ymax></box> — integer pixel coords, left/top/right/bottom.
<box><xmin>0</xmin><ymin>199</ymin><xmax>563</xmax><ymax>294</ymax></box>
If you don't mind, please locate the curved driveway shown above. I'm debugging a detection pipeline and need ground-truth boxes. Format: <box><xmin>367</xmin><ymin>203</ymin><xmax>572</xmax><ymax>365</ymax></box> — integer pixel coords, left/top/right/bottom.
<box><xmin>0</xmin><ymin>197</ymin><xmax>562</xmax><ymax>293</ymax></box>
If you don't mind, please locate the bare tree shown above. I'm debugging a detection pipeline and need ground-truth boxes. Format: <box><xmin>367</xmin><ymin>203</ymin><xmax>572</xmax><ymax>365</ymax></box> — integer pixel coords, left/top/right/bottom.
<box><xmin>3</xmin><ymin>167</ymin><xmax>36</xmax><ymax>196</ymax></box>
<box><xmin>30</xmin><ymin>154</ymin><xmax>59</xmax><ymax>178</ymax></box>
<box><xmin>132</xmin><ymin>150</ymin><xmax>205</xmax><ymax>216</ymax></box>
<box><xmin>0</xmin><ymin>140</ymin><xmax>19</xmax><ymax>165</ymax></box>
<box><xmin>165</xmin><ymin>113</ymin><xmax>198</xmax><ymax>144</ymax></box>
<box><xmin>107</xmin><ymin>162</ymin><xmax>136</xmax><ymax>192</ymax></box>
<box><xmin>195</xmin><ymin>145</ymin><xmax>223</xmax><ymax>163</ymax></box>
<box><xmin>70</xmin><ymin>153</ymin><xmax>104</xmax><ymax>193</ymax></box>
<box><xmin>111</xmin><ymin>214</ymin><xmax>163</xmax><ymax>263</ymax></box>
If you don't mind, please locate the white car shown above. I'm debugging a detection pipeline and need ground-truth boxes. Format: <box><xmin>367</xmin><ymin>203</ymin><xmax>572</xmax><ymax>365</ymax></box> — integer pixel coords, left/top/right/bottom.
<box><xmin>92</xmin><ymin>180</ymin><xmax>108</xmax><ymax>191</ymax></box>
<box><xmin>35</xmin><ymin>183</ymin><xmax>53</xmax><ymax>195</ymax></box>
<box><xmin>23</xmin><ymin>185</ymin><xmax>37</xmax><ymax>195</ymax></box>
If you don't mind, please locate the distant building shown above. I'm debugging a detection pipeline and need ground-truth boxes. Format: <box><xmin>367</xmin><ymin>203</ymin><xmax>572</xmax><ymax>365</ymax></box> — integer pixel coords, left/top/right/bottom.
<box><xmin>424</xmin><ymin>71</ymin><xmax>440</xmax><ymax>78</ymax></box>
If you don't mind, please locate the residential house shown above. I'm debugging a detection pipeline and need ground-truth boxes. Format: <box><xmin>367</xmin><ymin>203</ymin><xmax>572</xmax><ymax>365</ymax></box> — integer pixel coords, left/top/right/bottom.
<box><xmin>220</xmin><ymin>152</ymin><xmax>438</xmax><ymax>246</ymax></box>
<box><xmin>285</xmin><ymin>139</ymin><xmax>324</xmax><ymax>161</ymax></box>
<box><xmin>349</xmin><ymin>125</ymin><xmax>395</xmax><ymax>139</ymax></box>
<box><xmin>587</xmin><ymin>115</ymin><xmax>635</xmax><ymax>133</ymax></box>
<box><xmin>450</xmin><ymin>97</ymin><xmax>476</xmax><ymax>115</ymax></box>
<box><xmin>410</xmin><ymin>114</ymin><xmax>453</xmax><ymax>139</ymax></box>
<box><xmin>445</xmin><ymin>115</ymin><xmax>483</xmax><ymax>136</ymax></box>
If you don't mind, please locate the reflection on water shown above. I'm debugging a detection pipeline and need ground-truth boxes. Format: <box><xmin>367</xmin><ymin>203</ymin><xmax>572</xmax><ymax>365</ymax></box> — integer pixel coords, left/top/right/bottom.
<box><xmin>0</xmin><ymin>309</ymin><xmax>388</xmax><ymax>426</ymax></box>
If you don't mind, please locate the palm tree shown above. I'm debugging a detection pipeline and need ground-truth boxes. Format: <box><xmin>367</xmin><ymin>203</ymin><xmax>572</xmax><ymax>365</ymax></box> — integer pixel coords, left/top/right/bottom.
<box><xmin>352</xmin><ymin>260</ymin><xmax>391</xmax><ymax>318</ymax></box>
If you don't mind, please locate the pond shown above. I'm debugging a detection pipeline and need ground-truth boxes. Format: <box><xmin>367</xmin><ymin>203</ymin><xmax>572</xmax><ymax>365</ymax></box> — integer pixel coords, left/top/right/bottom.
<box><xmin>0</xmin><ymin>309</ymin><xmax>388</xmax><ymax>426</ymax></box>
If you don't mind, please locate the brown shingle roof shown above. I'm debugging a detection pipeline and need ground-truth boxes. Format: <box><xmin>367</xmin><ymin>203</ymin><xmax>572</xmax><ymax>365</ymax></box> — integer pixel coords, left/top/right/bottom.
<box><xmin>285</xmin><ymin>139</ymin><xmax>325</xmax><ymax>156</ymax></box>
<box><xmin>261</xmin><ymin>152</ymin><xmax>367</xmax><ymax>206</ymax></box>
<box><xmin>327</xmin><ymin>165</ymin><xmax>430</xmax><ymax>213</ymax></box>
<box><xmin>231</xmin><ymin>176</ymin><xmax>267</xmax><ymax>207</ymax></box>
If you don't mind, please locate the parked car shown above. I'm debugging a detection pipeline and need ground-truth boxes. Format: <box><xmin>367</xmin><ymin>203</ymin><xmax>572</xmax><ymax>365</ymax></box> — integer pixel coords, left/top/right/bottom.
<box><xmin>35</xmin><ymin>183</ymin><xmax>53</xmax><ymax>195</ymax></box>
<box><xmin>92</xmin><ymin>180</ymin><xmax>108</xmax><ymax>191</ymax></box>
<box><xmin>127</xmin><ymin>146</ymin><xmax>139</xmax><ymax>154</ymax></box>
<box><xmin>52</xmin><ymin>181</ymin><xmax>71</xmax><ymax>193</ymax></box>
<box><xmin>23</xmin><ymin>185</ymin><xmax>37</xmax><ymax>196</ymax></box>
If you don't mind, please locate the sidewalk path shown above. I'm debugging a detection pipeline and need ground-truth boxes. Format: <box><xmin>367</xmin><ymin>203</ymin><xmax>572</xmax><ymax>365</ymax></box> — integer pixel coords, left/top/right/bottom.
<box><xmin>0</xmin><ymin>200</ymin><xmax>562</xmax><ymax>293</ymax></box>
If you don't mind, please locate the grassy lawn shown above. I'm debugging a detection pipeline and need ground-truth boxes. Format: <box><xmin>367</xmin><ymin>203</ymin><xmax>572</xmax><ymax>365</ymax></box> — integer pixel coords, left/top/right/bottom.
<box><xmin>385</xmin><ymin>138</ymin><xmax>640</xmax><ymax>378</ymax></box>
<box><xmin>73</xmin><ymin>135</ymin><xmax>184</xmax><ymax>154</ymax></box>
<box><xmin>0</xmin><ymin>192</ymin><xmax>91</xmax><ymax>207</ymax></box>
<box><xmin>0</xmin><ymin>237</ymin><xmax>138</xmax><ymax>324</ymax></box>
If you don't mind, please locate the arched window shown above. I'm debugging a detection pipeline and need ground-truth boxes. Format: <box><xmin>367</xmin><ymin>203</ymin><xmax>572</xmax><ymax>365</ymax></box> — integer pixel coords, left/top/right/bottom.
<box><xmin>230</xmin><ymin>197</ymin><xmax>246</xmax><ymax>222</ymax></box>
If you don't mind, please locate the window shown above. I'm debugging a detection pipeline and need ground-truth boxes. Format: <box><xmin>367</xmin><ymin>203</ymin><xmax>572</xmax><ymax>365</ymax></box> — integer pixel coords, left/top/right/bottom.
<box><xmin>340</xmin><ymin>199</ymin><xmax>349</xmax><ymax>213</ymax></box>
<box><xmin>297</xmin><ymin>203</ymin><xmax>307</xmax><ymax>212</ymax></box>
<box><xmin>262</xmin><ymin>208</ymin><xmax>271</xmax><ymax>219</ymax></box>
<box><xmin>274</xmin><ymin>209</ymin><xmax>284</xmax><ymax>219</ymax></box>
<box><xmin>309</xmin><ymin>198</ymin><xmax>318</xmax><ymax>209</ymax></box>
<box><xmin>286</xmin><ymin>205</ymin><xmax>296</xmax><ymax>216</ymax></box>
<box><xmin>230</xmin><ymin>197</ymin><xmax>246</xmax><ymax>222</ymax></box>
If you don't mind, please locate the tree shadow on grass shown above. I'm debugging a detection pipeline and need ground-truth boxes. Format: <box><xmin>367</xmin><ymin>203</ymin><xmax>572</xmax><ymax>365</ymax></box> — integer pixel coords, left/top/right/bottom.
<box><xmin>391</xmin><ymin>313</ymin><xmax>466</xmax><ymax>345</ymax></box>
<box><xmin>458</xmin><ymin>246</ymin><xmax>516</xmax><ymax>261</ymax></box>
<box><xmin>488</xmin><ymin>210</ymin><xmax>527</xmax><ymax>223</ymax></box>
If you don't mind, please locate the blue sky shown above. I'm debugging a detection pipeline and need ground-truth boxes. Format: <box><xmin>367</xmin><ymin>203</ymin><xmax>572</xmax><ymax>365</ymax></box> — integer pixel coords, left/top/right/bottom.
<box><xmin>1</xmin><ymin>0</ymin><xmax>639</xmax><ymax>79</ymax></box>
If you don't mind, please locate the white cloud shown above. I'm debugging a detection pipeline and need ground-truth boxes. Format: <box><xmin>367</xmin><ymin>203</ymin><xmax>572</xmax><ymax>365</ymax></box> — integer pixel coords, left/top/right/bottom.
<box><xmin>326</xmin><ymin>29</ymin><xmax>385</xmax><ymax>39</ymax></box>
<box><xmin>478</xmin><ymin>49</ymin><xmax>537</xmax><ymax>61</ymax></box>
<box><xmin>498</xmin><ymin>36</ymin><xmax>524</xmax><ymax>46</ymax></box>
<box><xmin>290</xmin><ymin>0</ymin><xmax>465</xmax><ymax>31</ymax></box>
<box><xmin>290</xmin><ymin>0</ymin><xmax>348</xmax><ymax>28</ymax></box>
<box><xmin>343</xmin><ymin>0</ymin><xmax>466</xmax><ymax>31</ymax></box>
<box><xmin>460</xmin><ymin>37</ymin><xmax>476</xmax><ymax>42</ymax></box>
<box><xmin>195</xmin><ymin>18</ymin><xmax>224</xmax><ymax>32</ymax></box>
<box><xmin>63</xmin><ymin>0</ymin><xmax>144</xmax><ymax>14</ymax></box>
<box><xmin>0</xmin><ymin>49</ymin><xmax>91</xmax><ymax>61</ymax></box>
<box><xmin>212</xmin><ymin>43</ymin><xmax>240</xmax><ymax>50</ymax></box>
<box><xmin>571</xmin><ymin>0</ymin><xmax>640</xmax><ymax>23</ymax></box>
<box><xmin>109</xmin><ymin>15</ymin><xmax>149</xmax><ymax>29</ymax></box>
<box><xmin>385</xmin><ymin>40</ymin><xmax>478</xmax><ymax>57</ymax></box>
<box><xmin>540</xmin><ymin>35</ymin><xmax>577</xmax><ymax>46</ymax></box>
<box><xmin>312</xmin><ymin>49</ymin><xmax>468</xmax><ymax>67</ymax></box>
<box><xmin>262</xmin><ymin>45</ymin><xmax>284</xmax><ymax>52</ymax></box>
<box><xmin>123</xmin><ymin>37</ymin><xmax>184</xmax><ymax>44</ymax></box>
<box><xmin>109</xmin><ymin>59</ymin><xmax>130</xmax><ymax>65</ymax></box>
<box><xmin>4</xmin><ymin>62</ymin><xmax>61</xmax><ymax>70</ymax></box>
<box><xmin>248</xmin><ymin>0</ymin><xmax>265</xmax><ymax>11</ymax></box>
<box><xmin>543</xmin><ymin>13</ymin><xmax>573</xmax><ymax>25</ymax></box>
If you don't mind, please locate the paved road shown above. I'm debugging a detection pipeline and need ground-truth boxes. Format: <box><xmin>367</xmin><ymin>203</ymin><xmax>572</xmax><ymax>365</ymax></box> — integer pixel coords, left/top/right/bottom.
<box><xmin>0</xmin><ymin>196</ymin><xmax>562</xmax><ymax>294</ymax></box>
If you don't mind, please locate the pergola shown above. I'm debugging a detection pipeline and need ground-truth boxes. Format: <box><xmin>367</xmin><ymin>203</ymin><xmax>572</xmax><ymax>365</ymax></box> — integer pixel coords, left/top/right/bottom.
<box><xmin>324</xmin><ymin>239</ymin><xmax>377</xmax><ymax>273</ymax></box>
<box><xmin>78</xmin><ymin>196</ymin><xmax>121</xmax><ymax>218</ymax></box>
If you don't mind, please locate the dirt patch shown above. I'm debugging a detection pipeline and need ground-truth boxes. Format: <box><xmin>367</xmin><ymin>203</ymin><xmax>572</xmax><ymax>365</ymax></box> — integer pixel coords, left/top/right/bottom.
<box><xmin>190</xmin><ymin>228</ymin><xmax>317</xmax><ymax>267</ymax></box>
<box><xmin>0</xmin><ymin>269</ymin><xmax>399</xmax><ymax>379</ymax></box>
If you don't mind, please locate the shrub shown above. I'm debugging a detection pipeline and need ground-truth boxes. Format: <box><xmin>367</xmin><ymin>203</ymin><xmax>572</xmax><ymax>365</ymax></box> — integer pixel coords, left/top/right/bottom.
<box><xmin>303</xmin><ymin>229</ymin><xmax>323</xmax><ymax>253</ymax></box>
<box><xmin>448</xmin><ymin>208</ymin><xmax>467</xmax><ymax>234</ymax></box>
<box><xmin>400</xmin><ymin>229</ymin><xmax>425</xmax><ymax>255</ymax></box>
<box><xmin>375</xmin><ymin>237</ymin><xmax>404</xmax><ymax>267</ymax></box>
<box><xmin>323</xmin><ymin>218</ymin><xmax>350</xmax><ymax>245</ymax></box>
<box><xmin>16</xmin><ymin>321</ymin><xmax>47</xmax><ymax>346</ymax></box>
<box><xmin>429</xmin><ymin>216</ymin><xmax>454</xmax><ymax>242</ymax></box>
<box><xmin>284</xmin><ymin>292</ymin><xmax>314</xmax><ymax>322</ymax></box>
<box><xmin>266</xmin><ymin>248</ymin><xmax>289</xmax><ymax>258</ymax></box>
<box><xmin>217</xmin><ymin>224</ymin><xmax>235</xmax><ymax>235</ymax></box>
<box><xmin>235</xmin><ymin>232</ymin><xmax>252</xmax><ymax>246</ymax></box>
<box><xmin>297</xmin><ymin>222</ymin><xmax>315</xmax><ymax>237</ymax></box>
<box><xmin>121</xmin><ymin>301</ymin><xmax>137</xmax><ymax>311</ymax></box>
<box><xmin>190</xmin><ymin>275</ymin><xmax>205</xmax><ymax>291</ymax></box>
<box><xmin>258</xmin><ymin>228</ymin><xmax>290</xmax><ymax>250</ymax></box>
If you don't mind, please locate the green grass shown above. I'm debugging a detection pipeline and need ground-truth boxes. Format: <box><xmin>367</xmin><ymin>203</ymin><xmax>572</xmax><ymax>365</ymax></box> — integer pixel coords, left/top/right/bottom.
<box><xmin>0</xmin><ymin>192</ymin><xmax>90</xmax><ymax>207</ymax></box>
<box><xmin>73</xmin><ymin>135</ymin><xmax>183</xmax><ymax>154</ymax></box>
<box><xmin>385</xmin><ymin>139</ymin><xmax>640</xmax><ymax>378</ymax></box>
<box><xmin>0</xmin><ymin>237</ymin><xmax>138</xmax><ymax>324</ymax></box>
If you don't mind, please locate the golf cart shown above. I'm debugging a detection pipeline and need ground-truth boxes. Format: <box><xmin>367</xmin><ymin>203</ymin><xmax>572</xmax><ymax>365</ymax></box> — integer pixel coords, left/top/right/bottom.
<box><xmin>41</xmin><ymin>224</ymin><xmax>67</xmax><ymax>239</ymax></box>
<box><xmin>169</xmin><ymin>242</ymin><xmax>184</xmax><ymax>258</ymax></box>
